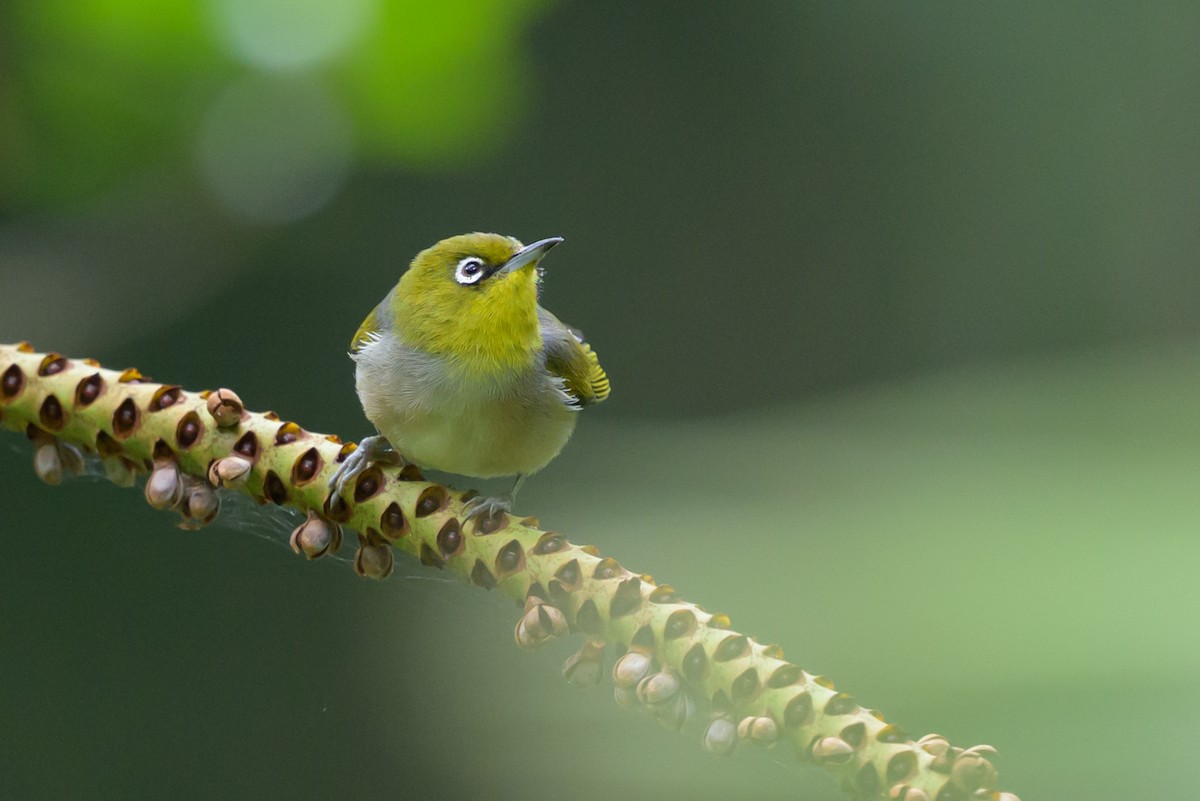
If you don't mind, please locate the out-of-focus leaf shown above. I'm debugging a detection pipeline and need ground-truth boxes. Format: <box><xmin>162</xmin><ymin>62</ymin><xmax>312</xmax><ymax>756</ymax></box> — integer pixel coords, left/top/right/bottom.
<box><xmin>334</xmin><ymin>0</ymin><xmax>550</xmax><ymax>166</ymax></box>
<box><xmin>0</xmin><ymin>0</ymin><xmax>553</xmax><ymax>207</ymax></box>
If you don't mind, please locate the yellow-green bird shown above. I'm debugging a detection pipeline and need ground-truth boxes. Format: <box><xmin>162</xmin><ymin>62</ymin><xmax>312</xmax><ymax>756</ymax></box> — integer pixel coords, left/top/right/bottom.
<box><xmin>329</xmin><ymin>232</ymin><xmax>610</xmax><ymax>519</ymax></box>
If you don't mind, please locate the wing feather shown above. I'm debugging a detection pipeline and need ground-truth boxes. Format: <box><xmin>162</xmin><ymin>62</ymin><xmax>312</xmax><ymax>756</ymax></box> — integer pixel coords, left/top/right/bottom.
<box><xmin>538</xmin><ymin>306</ymin><xmax>610</xmax><ymax>407</ymax></box>
<box><xmin>350</xmin><ymin>291</ymin><xmax>396</xmax><ymax>354</ymax></box>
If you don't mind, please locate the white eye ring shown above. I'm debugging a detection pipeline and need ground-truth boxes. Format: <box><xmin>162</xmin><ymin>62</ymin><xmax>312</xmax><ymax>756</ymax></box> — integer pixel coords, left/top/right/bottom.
<box><xmin>454</xmin><ymin>257</ymin><xmax>486</xmax><ymax>285</ymax></box>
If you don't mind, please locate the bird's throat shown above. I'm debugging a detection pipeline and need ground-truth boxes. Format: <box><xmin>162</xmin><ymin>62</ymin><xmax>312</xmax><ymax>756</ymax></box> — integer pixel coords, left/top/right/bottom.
<box><xmin>397</xmin><ymin>275</ymin><xmax>541</xmax><ymax>376</ymax></box>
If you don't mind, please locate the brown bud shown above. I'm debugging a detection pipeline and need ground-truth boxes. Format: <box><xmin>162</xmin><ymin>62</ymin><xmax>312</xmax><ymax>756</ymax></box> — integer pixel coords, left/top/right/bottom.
<box><xmin>289</xmin><ymin>513</ymin><xmax>342</xmax><ymax>559</ymax></box>
<box><xmin>612</xmin><ymin>650</ymin><xmax>653</xmax><ymax>689</ymax></box>
<box><xmin>178</xmin><ymin>477</ymin><xmax>220</xmax><ymax>529</ymax></box>
<box><xmin>736</xmin><ymin>715</ymin><xmax>779</xmax><ymax>746</ymax></box>
<box><xmin>144</xmin><ymin>459</ymin><xmax>184</xmax><ymax>510</ymax></box>
<box><xmin>562</xmin><ymin>639</ymin><xmax>605</xmax><ymax>687</ymax></box>
<box><xmin>32</xmin><ymin>442</ymin><xmax>63</xmax><ymax>485</ymax></box>
<box><xmin>811</xmin><ymin>736</ymin><xmax>854</xmax><ymax>763</ymax></box>
<box><xmin>206</xmin><ymin>388</ymin><xmax>244</xmax><ymax>427</ymax></box>
<box><xmin>56</xmin><ymin>442</ymin><xmax>85</xmax><ymax>476</ymax></box>
<box><xmin>650</xmin><ymin>688</ymin><xmax>694</xmax><ymax>730</ymax></box>
<box><xmin>702</xmin><ymin>717</ymin><xmax>738</xmax><ymax>756</ymax></box>
<box><xmin>354</xmin><ymin>532</ymin><xmax>394</xmax><ymax>579</ymax></box>
<box><xmin>613</xmin><ymin>685</ymin><xmax>639</xmax><ymax>709</ymax></box>
<box><xmin>889</xmin><ymin>788</ymin><xmax>930</xmax><ymax>801</ymax></box>
<box><xmin>514</xmin><ymin>598</ymin><xmax>568</xmax><ymax>649</ymax></box>
<box><xmin>636</xmin><ymin>671</ymin><xmax>681</xmax><ymax>707</ymax></box>
<box><xmin>207</xmin><ymin>455</ymin><xmax>252</xmax><ymax>488</ymax></box>
<box><xmin>102</xmin><ymin>454</ymin><xmax>138</xmax><ymax>488</ymax></box>
<box><xmin>917</xmin><ymin>733</ymin><xmax>951</xmax><ymax>756</ymax></box>
<box><xmin>952</xmin><ymin>750</ymin><xmax>998</xmax><ymax>793</ymax></box>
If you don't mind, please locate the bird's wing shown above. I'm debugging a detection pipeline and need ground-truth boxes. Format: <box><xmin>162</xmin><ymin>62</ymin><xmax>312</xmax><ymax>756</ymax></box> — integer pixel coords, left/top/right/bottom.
<box><xmin>539</xmin><ymin>306</ymin><xmax>610</xmax><ymax>407</ymax></box>
<box><xmin>350</xmin><ymin>291</ymin><xmax>396</xmax><ymax>354</ymax></box>
<box><xmin>349</xmin><ymin>305</ymin><xmax>381</xmax><ymax>353</ymax></box>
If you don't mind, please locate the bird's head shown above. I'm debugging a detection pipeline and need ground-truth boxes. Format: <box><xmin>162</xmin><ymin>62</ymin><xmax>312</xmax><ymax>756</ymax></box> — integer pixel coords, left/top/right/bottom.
<box><xmin>393</xmin><ymin>232</ymin><xmax>563</xmax><ymax>369</ymax></box>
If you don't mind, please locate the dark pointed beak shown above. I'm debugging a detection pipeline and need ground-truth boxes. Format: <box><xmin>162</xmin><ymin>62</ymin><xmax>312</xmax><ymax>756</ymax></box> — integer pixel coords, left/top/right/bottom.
<box><xmin>498</xmin><ymin>237</ymin><xmax>563</xmax><ymax>276</ymax></box>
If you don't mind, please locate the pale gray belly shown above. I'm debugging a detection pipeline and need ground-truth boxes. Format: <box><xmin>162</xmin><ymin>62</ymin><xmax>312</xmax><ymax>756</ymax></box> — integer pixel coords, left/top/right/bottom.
<box><xmin>352</xmin><ymin>334</ymin><xmax>578</xmax><ymax>478</ymax></box>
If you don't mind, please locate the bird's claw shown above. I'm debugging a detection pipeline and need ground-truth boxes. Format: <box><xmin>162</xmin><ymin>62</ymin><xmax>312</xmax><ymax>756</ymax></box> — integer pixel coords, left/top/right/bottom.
<box><xmin>462</xmin><ymin>494</ymin><xmax>513</xmax><ymax>522</ymax></box>
<box><xmin>328</xmin><ymin>435</ymin><xmax>400</xmax><ymax>497</ymax></box>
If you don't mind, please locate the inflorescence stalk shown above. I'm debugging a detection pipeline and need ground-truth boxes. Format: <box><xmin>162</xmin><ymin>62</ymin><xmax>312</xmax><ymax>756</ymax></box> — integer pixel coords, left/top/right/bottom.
<box><xmin>0</xmin><ymin>342</ymin><xmax>1017</xmax><ymax>801</ymax></box>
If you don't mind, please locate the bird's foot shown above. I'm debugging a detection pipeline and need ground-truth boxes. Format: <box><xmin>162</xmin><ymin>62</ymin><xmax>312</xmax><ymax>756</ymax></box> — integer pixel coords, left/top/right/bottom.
<box><xmin>462</xmin><ymin>494</ymin><xmax>513</xmax><ymax>523</ymax></box>
<box><xmin>328</xmin><ymin>435</ymin><xmax>401</xmax><ymax>497</ymax></box>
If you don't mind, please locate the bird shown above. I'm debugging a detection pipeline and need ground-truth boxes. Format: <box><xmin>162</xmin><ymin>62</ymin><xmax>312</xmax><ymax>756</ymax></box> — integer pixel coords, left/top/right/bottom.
<box><xmin>328</xmin><ymin>232</ymin><xmax>610</xmax><ymax>520</ymax></box>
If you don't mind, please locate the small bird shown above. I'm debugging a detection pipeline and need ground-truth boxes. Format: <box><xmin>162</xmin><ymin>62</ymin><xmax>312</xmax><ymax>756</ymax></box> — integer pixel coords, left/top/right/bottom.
<box><xmin>329</xmin><ymin>232</ymin><xmax>610</xmax><ymax>520</ymax></box>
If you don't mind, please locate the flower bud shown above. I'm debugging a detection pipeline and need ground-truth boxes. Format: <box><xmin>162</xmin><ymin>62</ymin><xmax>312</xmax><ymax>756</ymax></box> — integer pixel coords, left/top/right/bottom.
<box><xmin>289</xmin><ymin>513</ymin><xmax>342</xmax><ymax>559</ymax></box>
<box><xmin>144</xmin><ymin>459</ymin><xmax>184</xmax><ymax>510</ymax></box>
<box><xmin>102</xmin><ymin>454</ymin><xmax>138</xmax><ymax>488</ymax></box>
<box><xmin>178</xmin><ymin>477</ymin><xmax>220</xmax><ymax>529</ymax></box>
<box><xmin>702</xmin><ymin>717</ymin><xmax>738</xmax><ymax>756</ymax></box>
<box><xmin>207</xmin><ymin>455</ymin><xmax>252</xmax><ymax>488</ymax></box>
<box><xmin>650</xmin><ymin>689</ymin><xmax>694</xmax><ymax>730</ymax></box>
<box><xmin>514</xmin><ymin>598</ymin><xmax>568</xmax><ymax>649</ymax></box>
<box><xmin>613</xmin><ymin>685</ymin><xmax>639</xmax><ymax>709</ymax></box>
<box><xmin>562</xmin><ymin>639</ymin><xmax>605</xmax><ymax>687</ymax></box>
<box><xmin>612</xmin><ymin>651</ymin><xmax>653</xmax><ymax>689</ymax></box>
<box><xmin>811</xmin><ymin>735</ymin><xmax>854</xmax><ymax>763</ymax></box>
<box><xmin>917</xmin><ymin>733</ymin><xmax>950</xmax><ymax>756</ymax></box>
<box><xmin>206</xmin><ymin>388</ymin><xmax>244</xmax><ymax>427</ymax></box>
<box><xmin>951</xmin><ymin>750</ymin><xmax>998</xmax><ymax>794</ymax></box>
<box><xmin>354</xmin><ymin>532</ymin><xmax>394</xmax><ymax>579</ymax></box>
<box><xmin>736</xmin><ymin>715</ymin><xmax>779</xmax><ymax>747</ymax></box>
<box><xmin>636</xmin><ymin>671</ymin><xmax>680</xmax><ymax>707</ymax></box>
<box><xmin>56</xmin><ymin>441</ymin><xmax>85</xmax><ymax>476</ymax></box>
<box><xmin>32</xmin><ymin>442</ymin><xmax>63</xmax><ymax>485</ymax></box>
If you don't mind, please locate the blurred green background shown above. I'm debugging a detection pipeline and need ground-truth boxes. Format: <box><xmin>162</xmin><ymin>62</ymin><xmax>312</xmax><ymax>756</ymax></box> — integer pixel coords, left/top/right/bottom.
<box><xmin>2</xmin><ymin>2</ymin><xmax>1198</xmax><ymax>799</ymax></box>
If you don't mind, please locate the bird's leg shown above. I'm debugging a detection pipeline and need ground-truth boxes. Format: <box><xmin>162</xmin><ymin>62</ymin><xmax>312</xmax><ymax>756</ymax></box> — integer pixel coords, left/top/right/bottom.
<box><xmin>327</xmin><ymin>435</ymin><xmax>402</xmax><ymax>497</ymax></box>
<box><xmin>462</xmin><ymin>473</ymin><xmax>526</xmax><ymax>522</ymax></box>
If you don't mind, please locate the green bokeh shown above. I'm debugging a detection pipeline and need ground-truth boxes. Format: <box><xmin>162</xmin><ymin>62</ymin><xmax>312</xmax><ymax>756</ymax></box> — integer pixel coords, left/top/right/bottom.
<box><xmin>2</xmin><ymin>2</ymin><xmax>1199</xmax><ymax>799</ymax></box>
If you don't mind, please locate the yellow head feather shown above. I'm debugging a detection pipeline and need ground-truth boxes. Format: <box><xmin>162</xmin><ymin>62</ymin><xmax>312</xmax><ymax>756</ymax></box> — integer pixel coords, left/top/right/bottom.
<box><xmin>392</xmin><ymin>233</ymin><xmax>543</xmax><ymax>375</ymax></box>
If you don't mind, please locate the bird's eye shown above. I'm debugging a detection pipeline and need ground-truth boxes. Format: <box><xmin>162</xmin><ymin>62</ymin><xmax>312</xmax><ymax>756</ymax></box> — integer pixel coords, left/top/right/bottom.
<box><xmin>454</xmin><ymin>257</ymin><xmax>486</xmax><ymax>285</ymax></box>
